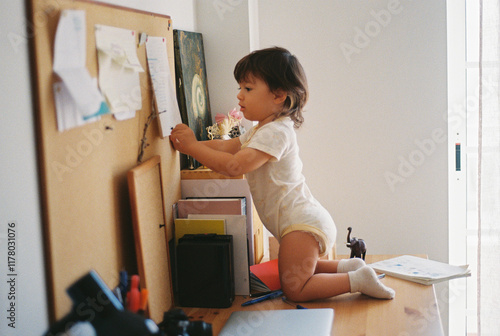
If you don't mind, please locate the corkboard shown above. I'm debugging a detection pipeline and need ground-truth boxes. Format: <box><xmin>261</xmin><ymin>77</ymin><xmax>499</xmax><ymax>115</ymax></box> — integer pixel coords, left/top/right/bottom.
<box><xmin>30</xmin><ymin>0</ymin><xmax>180</xmax><ymax>321</ymax></box>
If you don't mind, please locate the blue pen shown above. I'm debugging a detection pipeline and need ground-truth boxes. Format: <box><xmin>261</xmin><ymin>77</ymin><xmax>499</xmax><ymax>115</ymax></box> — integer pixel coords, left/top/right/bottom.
<box><xmin>282</xmin><ymin>297</ymin><xmax>307</xmax><ymax>309</ymax></box>
<box><xmin>242</xmin><ymin>290</ymin><xmax>283</xmax><ymax>306</ymax></box>
<box><xmin>119</xmin><ymin>270</ymin><xmax>128</xmax><ymax>294</ymax></box>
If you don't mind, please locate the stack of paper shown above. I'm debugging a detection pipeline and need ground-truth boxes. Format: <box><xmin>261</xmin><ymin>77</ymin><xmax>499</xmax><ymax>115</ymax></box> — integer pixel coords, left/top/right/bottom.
<box><xmin>175</xmin><ymin>198</ymin><xmax>246</xmax><ymax>218</ymax></box>
<box><xmin>173</xmin><ymin>197</ymin><xmax>250</xmax><ymax>295</ymax></box>
<box><xmin>370</xmin><ymin>255</ymin><xmax>471</xmax><ymax>285</ymax></box>
<box><xmin>181</xmin><ymin>179</ymin><xmax>258</xmax><ymax>265</ymax></box>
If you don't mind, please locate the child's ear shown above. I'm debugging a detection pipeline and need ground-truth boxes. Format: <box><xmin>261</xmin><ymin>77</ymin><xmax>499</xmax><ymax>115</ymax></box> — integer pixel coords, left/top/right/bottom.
<box><xmin>273</xmin><ymin>89</ymin><xmax>288</xmax><ymax>104</ymax></box>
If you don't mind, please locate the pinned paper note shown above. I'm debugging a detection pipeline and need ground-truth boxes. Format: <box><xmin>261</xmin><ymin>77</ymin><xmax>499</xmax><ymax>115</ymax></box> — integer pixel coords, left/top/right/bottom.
<box><xmin>145</xmin><ymin>36</ymin><xmax>182</xmax><ymax>138</ymax></box>
<box><xmin>53</xmin><ymin>80</ymin><xmax>101</xmax><ymax>132</ymax></box>
<box><xmin>53</xmin><ymin>10</ymin><xmax>109</xmax><ymax>120</ymax></box>
<box><xmin>95</xmin><ymin>24</ymin><xmax>144</xmax><ymax>116</ymax></box>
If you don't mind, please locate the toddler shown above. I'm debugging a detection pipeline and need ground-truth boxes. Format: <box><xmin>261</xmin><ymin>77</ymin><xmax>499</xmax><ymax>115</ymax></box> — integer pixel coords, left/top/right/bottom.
<box><xmin>170</xmin><ymin>47</ymin><xmax>394</xmax><ymax>302</ymax></box>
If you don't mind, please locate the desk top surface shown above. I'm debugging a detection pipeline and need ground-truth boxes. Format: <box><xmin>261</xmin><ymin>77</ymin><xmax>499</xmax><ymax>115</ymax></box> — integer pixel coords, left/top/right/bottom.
<box><xmin>181</xmin><ymin>255</ymin><xmax>444</xmax><ymax>336</ymax></box>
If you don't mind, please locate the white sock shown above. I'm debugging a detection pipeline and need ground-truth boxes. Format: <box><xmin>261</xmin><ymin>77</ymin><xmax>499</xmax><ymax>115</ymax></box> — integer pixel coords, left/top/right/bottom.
<box><xmin>337</xmin><ymin>258</ymin><xmax>366</xmax><ymax>273</ymax></box>
<box><xmin>348</xmin><ymin>266</ymin><xmax>395</xmax><ymax>299</ymax></box>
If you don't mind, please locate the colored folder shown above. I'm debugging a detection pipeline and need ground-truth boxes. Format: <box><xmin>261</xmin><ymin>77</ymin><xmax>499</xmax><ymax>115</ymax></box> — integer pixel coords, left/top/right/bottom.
<box><xmin>173</xmin><ymin>218</ymin><xmax>226</xmax><ymax>244</ymax></box>
<box><xmin>250</xmin><ymin>258</ymin><xmax>281</xmax><ymax>292</ymax></box>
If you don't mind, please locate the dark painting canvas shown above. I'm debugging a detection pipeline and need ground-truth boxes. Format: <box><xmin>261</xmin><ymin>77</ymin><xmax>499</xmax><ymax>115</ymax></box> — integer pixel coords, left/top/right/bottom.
<box><xmin>173</xmin><ymin>30</ymin><xmax>212</xmax><ymax>142</ymax></box>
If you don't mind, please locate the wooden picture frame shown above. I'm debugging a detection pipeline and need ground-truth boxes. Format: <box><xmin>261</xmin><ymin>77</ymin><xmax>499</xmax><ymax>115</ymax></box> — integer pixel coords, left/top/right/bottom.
<box><xmin>128</xmin><ymin>155</ymin><xmax>174</xmax><ymax>322</ymax></box>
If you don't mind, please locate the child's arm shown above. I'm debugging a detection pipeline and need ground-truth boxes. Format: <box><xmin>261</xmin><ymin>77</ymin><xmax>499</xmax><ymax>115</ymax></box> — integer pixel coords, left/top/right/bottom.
<box><xmin>200</xmin><ymin>137</ymin><xmax>241</xmax><ymax>155</ymax></box>
<box><xmin>170</xmin><ymin>124</ymin><xmax>271</xmax><ymax>176</ymax></box>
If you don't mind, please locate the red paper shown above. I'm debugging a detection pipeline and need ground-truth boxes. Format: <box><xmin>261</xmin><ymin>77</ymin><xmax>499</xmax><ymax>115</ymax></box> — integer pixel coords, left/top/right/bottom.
<box><xmin>250</xmin><ymin>258</ymin><xmax>281</xmax><ymax>291</ymax></box>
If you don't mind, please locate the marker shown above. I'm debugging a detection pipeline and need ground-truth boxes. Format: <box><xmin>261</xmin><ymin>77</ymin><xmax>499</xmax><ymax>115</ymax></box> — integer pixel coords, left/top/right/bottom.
<box><xmin>127</xmin><ymin>275</ymin><xmax>140</xmax><ymax>313</ymax></box>
<box><xmin>242</xmin><ymin>290</ymin><xmax>283</xmax><ymax>306</ymax></box>
<box><xmin>138</xmin><ymin>288</ymin><xmax>149</xmax><ymax>315</ymax></box>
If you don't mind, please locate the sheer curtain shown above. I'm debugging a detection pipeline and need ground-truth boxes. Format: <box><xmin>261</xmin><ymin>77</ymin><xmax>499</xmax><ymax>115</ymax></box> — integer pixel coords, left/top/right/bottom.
<box><xmin>477</xmin><ymin>0</ymin><xmax>500</xmax><ymax>334</ymax></box>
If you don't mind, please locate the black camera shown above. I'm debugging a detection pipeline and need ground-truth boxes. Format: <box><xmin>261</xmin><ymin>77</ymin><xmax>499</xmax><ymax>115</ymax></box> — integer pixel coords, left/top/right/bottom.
<box><xmin>44</xmin><ymin>270</ymin><xmax>161</xmax><ymax>336</ymax></box>
<box><xmin>159</xmin><ymin>309</ymin><xmax>212</xmax><ymax>336</ymax></box>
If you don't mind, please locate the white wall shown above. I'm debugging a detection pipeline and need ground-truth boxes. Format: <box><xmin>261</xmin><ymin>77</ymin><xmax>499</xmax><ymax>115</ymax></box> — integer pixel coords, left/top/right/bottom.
<box><xmin>222</xmin><ymin>0</ymin><xmax>449</xmax><ymax>332</ymax></box>
<box><xmin>195</xmin><ymin>0</ymin><xmax>251</xmax><ymax>122</ymax></box>
<box><xmin>199</xmin><ymin>0</ymin><xmax>448</xmax><ymax>261</ymax></box>
<box><xmin>101</xmin><ymin>0</ymin><xmax>195</xmax><ymax>31</ymax></box>
<box><xmin>0</xmin><ymin>1</ymin><xmax>194</xmax><ymax>335</ymax></box>
<box><xmin>256</xmin><ymin>0</ymin><xmax>448</xmax><ymax>263</ymax></box>
<box><xmin>0</xmin><ymin>2</ymin><xmax>48</xmax><ymax>335</ymax></box>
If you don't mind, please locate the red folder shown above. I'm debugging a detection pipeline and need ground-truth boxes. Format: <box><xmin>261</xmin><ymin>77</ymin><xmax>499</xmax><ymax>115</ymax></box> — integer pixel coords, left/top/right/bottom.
<box><xmin>250</xmin><ymin>259</ymin><xmax>281</xmax><ymax>291</ymax></box>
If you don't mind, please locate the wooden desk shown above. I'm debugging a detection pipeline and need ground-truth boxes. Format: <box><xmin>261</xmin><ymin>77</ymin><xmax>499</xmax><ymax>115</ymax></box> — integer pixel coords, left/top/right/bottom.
<box><xmin>182</xmin><ymin>255</ymin><xmax>444</xmax><ymax>336</ymax></box>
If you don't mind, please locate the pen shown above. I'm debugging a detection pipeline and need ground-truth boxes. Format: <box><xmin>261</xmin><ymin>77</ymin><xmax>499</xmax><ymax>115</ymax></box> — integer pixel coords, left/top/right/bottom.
<box><xmin>242</xmin><ymin>290</ymin><xmax>283</xmax><ymax>306</ymax></box>
<box><xmin>378</xmin><ymin>273</ymin><xmax>386</xmax><ymax>279</ymax></box>
<box><xmin>282</xmin><ymin>297</ymin><xmax>307</xmax><ymax>309</ymax></box>
<box><xmin>118</xmin><ymin>270</ymin><xmax>128</xmax><ymax>295</ymax></box>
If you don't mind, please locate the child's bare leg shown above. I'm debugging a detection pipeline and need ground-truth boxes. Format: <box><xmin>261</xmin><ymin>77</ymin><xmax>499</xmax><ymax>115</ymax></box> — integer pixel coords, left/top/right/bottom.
<box><xmin>278</xmin><ymin>231</ymin><xmax>350</xmax><ymax>302</ymax></box>
<box><xmin>279</xmin><ymin>231</ymin><xmax>395</xmax><ymax>301</ymax></box>
<box><xmin>314</xmin><ymin>260</ymin><xmax>340</xmax><ymax>273</ymax></box>
<box><xmin>314</xmin><ymin>258</ymin><xmax>366</xmax><ymax>274</ymax></box>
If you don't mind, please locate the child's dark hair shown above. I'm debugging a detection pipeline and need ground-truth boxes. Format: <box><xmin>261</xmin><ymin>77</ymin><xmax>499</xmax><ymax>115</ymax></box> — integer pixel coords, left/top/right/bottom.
<box><xmin>234</xmin><ymin>46</ymin><xmax>308</xmax><ymax>128</ymax></box>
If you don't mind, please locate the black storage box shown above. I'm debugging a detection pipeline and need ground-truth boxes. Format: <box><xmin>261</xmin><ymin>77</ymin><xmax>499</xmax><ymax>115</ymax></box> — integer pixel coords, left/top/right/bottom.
<box><xmin>176</xmin><ymin>234</ymin><xmax>234</xmax><ymax>308</ymax></box>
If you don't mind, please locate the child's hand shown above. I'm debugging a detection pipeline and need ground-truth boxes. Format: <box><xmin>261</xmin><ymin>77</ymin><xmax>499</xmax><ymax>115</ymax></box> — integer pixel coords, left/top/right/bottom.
<box><xmin>170</xmin><ymin>124</ymin><xmax>197</xmax><ymax>154</ymax></box>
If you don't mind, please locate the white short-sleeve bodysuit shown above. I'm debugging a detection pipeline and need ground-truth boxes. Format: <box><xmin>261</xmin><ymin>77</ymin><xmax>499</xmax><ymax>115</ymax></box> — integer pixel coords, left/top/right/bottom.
<box><xmin>239</xmin><ymin>117</ymin><xmax>336</xmax><ymax>256</ymax></box>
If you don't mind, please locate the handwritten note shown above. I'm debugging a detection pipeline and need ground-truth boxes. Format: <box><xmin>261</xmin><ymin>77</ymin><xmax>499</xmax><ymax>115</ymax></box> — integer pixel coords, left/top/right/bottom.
<box><xmin>95</xmin><ymin>24</ymin><xmax>144</xmax><ymax>118</ymax></box>
<box><xmin>145</xmin><ymin>36</ymin><xmax>182</xmax><ymax>138</ymax></box>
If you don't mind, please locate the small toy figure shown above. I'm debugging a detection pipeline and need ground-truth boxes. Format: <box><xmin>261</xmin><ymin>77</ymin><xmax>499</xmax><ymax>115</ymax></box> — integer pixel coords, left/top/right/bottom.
<box><xmin>346</xmin><ymin>227</ymin><xmax>367</xmax><ymax>260</ymax></box>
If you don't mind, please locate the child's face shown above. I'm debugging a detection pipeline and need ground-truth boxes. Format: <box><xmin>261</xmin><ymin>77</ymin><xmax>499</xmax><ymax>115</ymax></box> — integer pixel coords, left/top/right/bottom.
<box><xmin>237</xmin><ymin>74</ymin><xmax>285</xmax><ymax>125</ymax></box>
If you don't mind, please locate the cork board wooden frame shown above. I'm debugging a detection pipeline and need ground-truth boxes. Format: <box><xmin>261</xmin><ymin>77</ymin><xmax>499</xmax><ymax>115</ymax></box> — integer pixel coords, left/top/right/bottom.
<box><xmin>127</xmin><ymin>155</ymin><xmax>173</xmax><ymax>322</ymax></box>
<box><xmin>30</xmin><ymin>0</ymin><xmax>180</xmax><ymax>321</ymax></box>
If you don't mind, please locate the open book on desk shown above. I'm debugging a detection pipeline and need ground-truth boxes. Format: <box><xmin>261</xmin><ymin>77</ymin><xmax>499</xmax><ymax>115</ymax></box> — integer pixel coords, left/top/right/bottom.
<box><xmin>370</xmin><ymin>255</ymin><xmax>471</xmax><ymax>285</ymax></box>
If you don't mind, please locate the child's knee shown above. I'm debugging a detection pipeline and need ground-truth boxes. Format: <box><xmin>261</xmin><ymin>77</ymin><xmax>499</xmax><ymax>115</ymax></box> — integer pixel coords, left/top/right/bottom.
<box><xmin>280</xmin><ymin>270</ymin><xmax>309</xmax><ymax>302</ymax></box>
<box><xmin>281</xmin><ymin>285</ymin><xmax>301</xmax><ymax>302</ymax></box>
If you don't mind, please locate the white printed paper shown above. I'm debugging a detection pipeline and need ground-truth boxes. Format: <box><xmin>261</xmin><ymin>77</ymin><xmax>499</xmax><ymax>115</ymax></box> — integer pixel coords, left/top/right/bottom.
<box><xmin>370</xmin><ymin>255</ymin><xmax>471</xmax><ymax>285</ymax></box>
<box><xmin>53</xmin><ymin>10</ymin><xmax>108</xmax><ymax>119</ymax></box>
<box><xmin>145</xmin><ymin>36</ymin><xmax>182</xmax><ymax>138</ymax></box>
